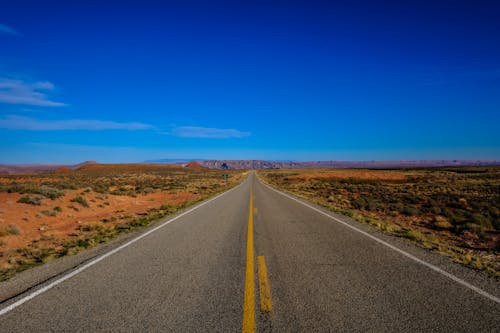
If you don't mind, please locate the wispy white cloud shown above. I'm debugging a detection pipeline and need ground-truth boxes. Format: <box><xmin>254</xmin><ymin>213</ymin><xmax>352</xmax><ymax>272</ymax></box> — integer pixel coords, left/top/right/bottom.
<box><xmin>0</xmin><ymin>116</ymin><xmax>247</xmax><ymax>137</ymax></box>
<box><xmin>0</xmin><ymin>115</ymin><xmax>153</xmax><ymax>131</ymax></box>
<box><xmin>0</xmin><ymin>78</ymin><xmax>66</xmax><ymax>106</ymax></box>
<box><xmin>32</xmin><ymin>81</ymin><xmax>55</xmax><ymax>90</ymax></box>
<box><xmin>0</xmin><ymin>23</ymin><xmax>20</xmax><ymax>36</ymax></box>
<box><xmin>170</xmin><ymin>126</ymin><xmax>250</xmax><ymax>138</ymax></box>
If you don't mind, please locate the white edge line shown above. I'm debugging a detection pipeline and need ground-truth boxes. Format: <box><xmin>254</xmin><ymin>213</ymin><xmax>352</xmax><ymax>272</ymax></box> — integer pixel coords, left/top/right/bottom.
<box><xmin>0</xmin><ymin>179</ymin><xmax>248</xmax><ymax>316</ymax></box>
<box><xmin>258</xmin><ymin>177</ymin><xmax>500</xmax><ymax>304</ymax></box>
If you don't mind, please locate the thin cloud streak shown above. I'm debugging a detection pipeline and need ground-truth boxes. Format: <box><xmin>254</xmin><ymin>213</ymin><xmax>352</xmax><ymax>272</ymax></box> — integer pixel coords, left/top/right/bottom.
<box><xmin>0</xmin><ymin>116</ymin><xmax>153</xmax><ymax>131</ymax></box>
<box><xmin>0</xmin><ymin>116</ymin><xmax>247</xmax><ymax>137</ymax></box>
<box><xmin>171</xmin><ymin>126</ymin><xmax>250</xmax><ymax>139</ymax></box>
<box><xmin>0</xmin><ymin>23</ymin><xmax>20</xmax><ymax>36</ymax></box>
<box><xmin>0</xmin><ymin>78</ymin><xmax>66</xmax><ymax>106</ymax></box>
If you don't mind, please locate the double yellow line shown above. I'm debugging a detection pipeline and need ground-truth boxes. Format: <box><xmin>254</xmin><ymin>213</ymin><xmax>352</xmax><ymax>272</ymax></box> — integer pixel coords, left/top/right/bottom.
<box><xmin>243</xmin><ymin>187</ymin><xmax>272</xmax><ymax>333</ymax></box>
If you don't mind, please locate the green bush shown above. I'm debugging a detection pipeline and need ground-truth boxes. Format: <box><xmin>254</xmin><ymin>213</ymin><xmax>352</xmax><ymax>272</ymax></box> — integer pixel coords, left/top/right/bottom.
<box><xmin>39</xmin><ymin>186</ymin><xmax>65</xmax><ymax>199</ymax></box>
<box><xmin>4</xmin><ymin>184</ymin><xmax>64</xmax><ymax>200</ymax></box>
<box><xmin>450</xmin><ymin>214</ymin><xmax>467</xmax><ymax>225</ymax></box>
<box><xmin>41</xmin><ymin>210</ymin><xmax>57</xmax><ymax>217</ymax></box>
<box><xmin>71</xmin><ymin>195</ymin><xmax>89</xmax><ymax>208</ymax></box>
<box><xmin>41</xmin><ymin>207</ymin><xmax>62</xmax><ymax>217</ymax></box>
<box><xmin>428</xmin><ymin>206</ymin><xmax>442</xmax><ymax>215</ymax></box>
<box><xmin>433</xmin><ymin>216</ymin><xmax>453</xmax><ymax>230</ymax></box>
<box><xmin>459</xmin><ymin>223</ymin><xmax>483</xmax><ymax>233</ymax></box>
<box><xmin>6</xmin><ymin>224</ymin><xmax>21</xmax><ymax>235</ymax></box>
<box><xmin>471</xmin><ymin>213</ymin><xmax>493</xmax><ymax>229</ymax></box>
<box><xmin>17</xmin><ymin>194</ymin><xmax>45</xmax><ymax>205</ymax></box>
<box><xmin>351</xmin><ymin>197</ymin><xmax>367</xmax><ymax>210</ymax></box>
<box><xmin>366</xmin><ymin>198</ymin><xmax>380</xmax><ymax>211</ymax></box>
<box><xmin>160</xmin><ymin>203</ymin><xmax>174</xmax><ymax>213</ymax></box>
<box><xmin>400</xmin><ymin>205</ymin><xmax>420</xmax><ymax>216</ymax></box>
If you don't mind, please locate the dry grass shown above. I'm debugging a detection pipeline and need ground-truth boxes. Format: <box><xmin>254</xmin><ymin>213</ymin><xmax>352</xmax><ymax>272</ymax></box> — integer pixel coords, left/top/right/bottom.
<box><xmin>259</xmin><ymin>167</ymin><xmax>500</xmax><ymax>278</ymax></box>
<box><xmin>0</xmin><ymin>165</ymin><xmax>246</xmax><ymax>280</ymax></box>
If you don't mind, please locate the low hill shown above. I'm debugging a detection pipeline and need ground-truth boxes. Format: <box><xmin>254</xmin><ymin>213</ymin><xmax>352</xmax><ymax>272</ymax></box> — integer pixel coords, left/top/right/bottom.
<box><xmin>184</xmin><ymin>161</ymin><xmax>208</xmax><ymax>170</ymax></box>
<box><xmin>0</xmin><ymin>160</ymin><xmax>98</xmax><ymax>175</ymax></box>
<box><xmin>0</xmin><ymin>159</ymin><xmax>498</xmax><ymax>174</ymax></box>
<box><xmin>77</xmin><ymin>163</ymin><xmax>181</xmax><ymax>172</ymax></box>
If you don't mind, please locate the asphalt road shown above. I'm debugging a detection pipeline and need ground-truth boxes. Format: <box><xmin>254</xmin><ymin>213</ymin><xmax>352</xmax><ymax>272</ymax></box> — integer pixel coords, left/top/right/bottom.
<box><xmin>0</xmin><ymin>172</ymin><xmax>499</xmax><ymax>332</ymax></box>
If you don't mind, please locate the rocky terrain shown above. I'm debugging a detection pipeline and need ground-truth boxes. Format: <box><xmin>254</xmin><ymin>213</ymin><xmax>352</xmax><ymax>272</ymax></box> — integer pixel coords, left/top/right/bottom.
<box><xmin>1</xmin><ymin>159</ymin><xmax>498</xmax><ymax>175</ymax></box>
<box><xmin>198</xmin><ymin>159</ymin><xmax>500</xmax><ymax>169</ymax></box>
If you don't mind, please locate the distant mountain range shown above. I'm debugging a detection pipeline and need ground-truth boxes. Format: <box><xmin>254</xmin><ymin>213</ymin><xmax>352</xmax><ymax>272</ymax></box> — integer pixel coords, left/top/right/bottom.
<box><xmin>143</xmin><ymin>158</ymin><xmax>206</xmax><ymax>164</ymax></box>
<box><xmin>196</xmin><ymin>159</ymin><xmax>500</xmax><ymax>169</ymax></box>
<box><xmin>0</xmin><ymin>159</ymin><xmax>498</xmax><ymax>174</ymax></box>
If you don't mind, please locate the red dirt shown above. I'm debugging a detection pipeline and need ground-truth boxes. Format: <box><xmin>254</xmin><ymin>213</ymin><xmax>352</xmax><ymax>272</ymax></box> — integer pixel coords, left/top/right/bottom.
<box><xmin>54</xmin><ymin>167</ymin><xmax>71</xmax><ymax>174</ymax></box>
<box><xmin>77</xmin><ymin>163</ymin><xmax>181</xmax><ymax>172</ymax></box>
<box><xmin>185</xmin><ymin>162</ymin><xmax>207</xmax><ymax>170</ymax></box>
<box><xmin>289</xmin><ymin>170</ymin><xmax>413</xmax><ymax>181</ymax></box>
<box><xmin>0</xmin><ymin>190</ymin><xmax>199</xmax><ymax>253</ymax></box>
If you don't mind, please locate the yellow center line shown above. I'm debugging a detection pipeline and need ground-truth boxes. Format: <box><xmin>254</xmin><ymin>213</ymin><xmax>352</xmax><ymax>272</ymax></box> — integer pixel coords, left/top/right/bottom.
<box><xmin>257</xmin><ymin>256</ymin><xmax>273</xmax><ymax>313</ymax></box>
<box><xmin>242</xmin><ymin>187</ymin><xmax>255</xmax><ymax>333</ymax></box>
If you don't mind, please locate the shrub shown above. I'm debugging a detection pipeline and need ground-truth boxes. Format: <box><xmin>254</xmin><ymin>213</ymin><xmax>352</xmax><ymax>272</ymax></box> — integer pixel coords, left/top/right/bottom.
<box><xmin>400</xmin><ymin>205</ymin><xmax>420</xmax><ymax>216</ymax></box>
<box><xmin>461</xmin><ymin>223</ymin><xmax>483</xmax><ymax>233</ymax></box>
<box><xmin>92</xmin><ymin>184</ymin><xmax>108</xmax><ymax>193</ymax></box>
<box><xmin>41</xmin><ymin>210</ymin><xmax>57</xmax><ymax>217</ymax></box>
<box><xmin>71</xmin><ymin>195</ymin><xmax>89</xmax><ymax>208</ymax></box>
<box><xmin>142</xmin><ymin>187</ymin><xmax>155</xmax><ymax>194</ymax></box>
<box><xmin>471</xmin><ymin>214</ymin><xmax>493</xmax><ymax>229</ymax></box>
<box><xmin>6</xmin><ymin>224</ymin><xmax>21</xmax><ymax>235</ymax></box>
<box><xmin>428</xmin><ymin>206</ymin><xmax>442</xmax><ymax>215</ymax></box>
<box><xmin>17</xmin><ymin>194</ymin><xmax>45</xmax><ymax>205</ymax></box>
<box><xmin>397</xmin><ymin>229</ymin><xmax>421</xmax><ymax>242</ymax></box>
<box><xmin>450</xmin><ymin>214</ymin><xmax>467</xmax><ymax>225</ymax></box>
<box><xmin>41</xmin><ymin>207</ymin><xmax>62</xmax><ymax>217</ymax></box>
<box><xmin>39</xmin><ymin>186</ymin><xmax>65</xmax><ymax>200</ymax></box>
<box><xmin>366</xmin><ymin>198</ymin><xmax>380</xmax><ymax>211</ymax></box>
<box><xmin>433</xmin><ymin>216</ymin><xmax>453</xmax><ymax>230</ymax></box>
<box><xmin>160</xmin><ymin>203</ymin><xmax>174</xmax><ymax>213</ymax></box>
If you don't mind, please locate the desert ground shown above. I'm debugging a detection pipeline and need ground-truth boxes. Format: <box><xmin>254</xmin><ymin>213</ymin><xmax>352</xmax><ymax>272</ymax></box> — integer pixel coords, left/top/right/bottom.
<box><xmin>258</xmin><ymin>167</ymin><xmax>500</xmax><ymax>278</ymax></box>
<box><xmin>0</xmin><ymin>163</ymin><xmax>245</xmax><ymax>280</ymax></box>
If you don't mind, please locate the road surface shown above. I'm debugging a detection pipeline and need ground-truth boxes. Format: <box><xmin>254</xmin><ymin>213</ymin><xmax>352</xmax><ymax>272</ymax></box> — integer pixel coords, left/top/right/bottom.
<box><xmin>0</xmin><ymin>172</ymin><xmax>499</xmax><ymax>332</ymax></box>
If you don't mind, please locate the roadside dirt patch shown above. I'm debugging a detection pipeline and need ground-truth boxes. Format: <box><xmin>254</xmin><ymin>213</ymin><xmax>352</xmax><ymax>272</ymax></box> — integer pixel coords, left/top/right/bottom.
<box><xmin>0</xmin><ymin>191</ymin><xmax>199</xmax><ymax>254</ymax></box>
<box><xmin>288</xmin><ymin>170</ymin><xmax>412</xmax><ymax>181</ymax></box>
<box><xmin>260</xmin><ymin>167</ymin><xmax>500</xmax><ymax>278</ymax></box>
<box><xmin>0</xmin><ymin>167</ymin><xmax>246</xmax><ymax>280</ymax></box>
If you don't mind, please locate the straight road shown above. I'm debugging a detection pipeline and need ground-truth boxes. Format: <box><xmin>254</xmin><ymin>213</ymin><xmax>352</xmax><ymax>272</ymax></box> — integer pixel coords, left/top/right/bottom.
<box><xmin>0</xmin><ymin>172</ymin><xmax>498</xmax><ymax>331</ymax></box>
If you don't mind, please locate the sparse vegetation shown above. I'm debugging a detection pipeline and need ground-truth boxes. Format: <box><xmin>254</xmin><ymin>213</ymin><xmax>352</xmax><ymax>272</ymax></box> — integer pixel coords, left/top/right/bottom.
<box><xmin>2</xmin><ymin>184</ymin><xmax>64</xmax><ymax>200</ymax></box>
<box><xmin>2</xmin><ymin>224</ymin><xmax>21</xmax><ymax>236</ymax></box>
<box><xmin>259</xmin><ymin>167</ymin><xmax>500</xmax><ymax>278</ymax></box>
<box><xmin>17</xmin><ymin>194</ymin><xmax>45</xmax><ymax>206</ymax></box>
<box><xmin>38</xmin><ymin>186</ymin><xmax>65</xmax><ymax>199</ymax></box>
<box><xmin>40</xmin><ymin>206</ymin><xmax>62</xmax><ymax>217</ymax></box>
<box><xmin>70</xmin><ymin>195</ymin><xmax>89</xmax><ymax>208</ymax></box>
<box><xmin>0</xmin><ymin>165</ymin><xmax>246</xmax><ymax>281</ymax></box>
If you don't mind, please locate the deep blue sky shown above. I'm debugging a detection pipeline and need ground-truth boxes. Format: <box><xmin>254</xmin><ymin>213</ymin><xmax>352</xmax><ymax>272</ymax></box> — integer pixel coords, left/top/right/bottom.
<box><xmin>1</xmin><ymin>1</ymin><xmax>499</xmax><ymax>163</ymax></box>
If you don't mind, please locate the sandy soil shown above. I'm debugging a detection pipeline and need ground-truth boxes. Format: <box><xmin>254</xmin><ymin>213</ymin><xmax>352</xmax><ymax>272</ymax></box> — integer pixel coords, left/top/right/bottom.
<box><xmin>288</xmin><ymin>170</ymin><xmax>413</xmax><ymax>181</ymax></box>
<box><xmin>0</xmin><ymin>190</ymin><xmax>198</xmax><ymax>253</ymax></box>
